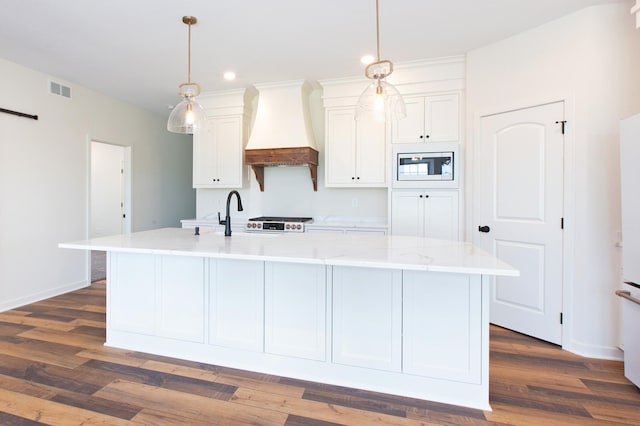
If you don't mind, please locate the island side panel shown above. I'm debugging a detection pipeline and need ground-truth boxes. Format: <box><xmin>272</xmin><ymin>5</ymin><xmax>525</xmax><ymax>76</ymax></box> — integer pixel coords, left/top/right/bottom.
<box><xmin>403</xmin><ymin>271</ymin><xmax>482</xmax><ymax>383</ymax></box>
<box><xmin>107</xmin><ymin>252</ymin><xmax>156</xmax><ymax>336</ymax></box>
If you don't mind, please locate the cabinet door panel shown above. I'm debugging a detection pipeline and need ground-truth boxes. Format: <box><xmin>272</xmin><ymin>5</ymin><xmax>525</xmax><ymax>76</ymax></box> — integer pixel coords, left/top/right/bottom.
<box><xmin>193</xmin><ymin>117</ymin><xmax>218</xmax><ymax>187</ymax></box>
<box><xmin>265</xmin><ymin>263</ymin><xmax>326</xmax><ymax>361</ymax></box>
<box><xmin>332</xmin><ymin>266</ymin><xmax>401</xmax><ymax>371</ymax></box>
<box><xmin>157</xmin><ymin>256</ymin><xmax>205</xmax><ymax>342</ymax></box>
<box><xmin>425</xmin><ymin>191</ymin><xmax>459</xmax><ymax>240</ymax></box>
<box><xmin>215</xmin><ymin>116</ymin><xmax>243</xmax><ymax>186</ymax></box>
<box><xmin>209</xmin><ymin>259</ymin><xmax>264</xmax><ymax>351</ymax></box>
<box><xmin>356</xmin><ymin>116</ymin><xmax>386</xmax><ymax>185</ymax></box>
<box><xmin>425</xmin><ymin>94</ymin><xmax>459</xmax><ymax>142</ymax></box>
<box><xmin>403</xmin><ymin>271</ymin><xmax>481</xmax><ymax>383</ymax></box>
<box><xmin>325</xmin><ymin>109</ymin><xmax>357</xmax><ymax>185</ymax></box>
<box><xmin>391</xmin><ymin>190</ymin><xmax>424</xmax><ymax>237</ymax></box>
<box><xmin>109</xmin><ymin>253</ymin><xmax>156</xmax><ymax>334</ymax></box>
<box><xmin>392</xmin><ymin>96</ymin><xmax>425</xmax><ymax>144</ymax></box>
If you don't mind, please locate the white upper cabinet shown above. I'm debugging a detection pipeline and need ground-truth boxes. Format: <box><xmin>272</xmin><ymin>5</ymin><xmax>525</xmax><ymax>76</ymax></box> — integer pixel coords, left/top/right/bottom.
<box><xmin>192</xmin><ymin>89</ymin><xmax>252</xmax><ymax>189</ymax></box>
<box><xmin>193</xmin><ymin>115</ymin><xmax>243</xmax><ymax>188</ymax></box>
<box><xmin>392</xmin><ymin>93</ymin><xmax>460</xmax><ymax>144</ymax></box>
<box><xmin>325</xmin><ymin>108</ymin><xmax>386</xmax><ymax>187</ymax></box>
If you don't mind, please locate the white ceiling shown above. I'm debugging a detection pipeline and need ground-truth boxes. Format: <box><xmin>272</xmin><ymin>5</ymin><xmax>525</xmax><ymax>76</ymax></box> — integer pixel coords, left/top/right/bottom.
<box><xmin>0</xmin><ymin>0</ymin><xmax>625</xmax><ymax>116</ymax></box>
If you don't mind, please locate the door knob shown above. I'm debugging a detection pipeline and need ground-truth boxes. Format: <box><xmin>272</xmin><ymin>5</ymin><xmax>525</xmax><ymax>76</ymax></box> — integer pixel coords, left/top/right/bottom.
<box><xmin>478</xmin><ymin>225</ymin><xmax>491</xmax><ymax>233</ymax></box>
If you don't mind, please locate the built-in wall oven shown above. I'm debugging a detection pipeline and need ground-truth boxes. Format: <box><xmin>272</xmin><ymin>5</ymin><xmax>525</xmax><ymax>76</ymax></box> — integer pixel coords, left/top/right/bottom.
<box><xmin>392</xmin><ymin>143</ymin><xmax>459</xmax><ymax>188</ymax></box>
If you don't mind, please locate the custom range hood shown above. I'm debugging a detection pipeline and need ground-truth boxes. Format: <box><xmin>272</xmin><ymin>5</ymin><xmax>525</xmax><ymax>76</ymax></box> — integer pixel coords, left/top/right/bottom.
<box><xmin>245</xmin><ymin>80</ymin><xmax>319</xmax><ymax>191</ymax></box>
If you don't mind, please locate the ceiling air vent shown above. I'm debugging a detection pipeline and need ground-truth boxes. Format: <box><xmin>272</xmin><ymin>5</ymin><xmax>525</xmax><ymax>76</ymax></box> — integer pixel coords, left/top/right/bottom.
<box><xmin>49</xmin><ymin>80</ymin><xmax>72</xmax><ymax>99</ymax></box>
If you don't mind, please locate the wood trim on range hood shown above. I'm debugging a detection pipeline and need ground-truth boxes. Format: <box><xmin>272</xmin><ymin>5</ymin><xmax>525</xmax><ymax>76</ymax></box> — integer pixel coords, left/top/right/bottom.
<box><xmin>245</xmin><ymin>147</ymin><xmax>319</xmax><ymax>191</ymax></box>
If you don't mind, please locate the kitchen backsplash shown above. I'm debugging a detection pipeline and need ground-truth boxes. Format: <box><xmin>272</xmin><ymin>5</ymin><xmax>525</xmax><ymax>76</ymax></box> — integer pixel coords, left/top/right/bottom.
<box><xmin>195</xmin><ymin>166</ymin><xmax>387</xmax><ymax>221</ymax></box>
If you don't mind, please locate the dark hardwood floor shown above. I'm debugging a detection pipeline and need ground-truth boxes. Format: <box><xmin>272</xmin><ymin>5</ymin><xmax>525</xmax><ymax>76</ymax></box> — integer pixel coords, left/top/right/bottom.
<box><xmin>0</xmin><ymin>280</ymin><xmax>638</xmax><ymax>425</ymax></box>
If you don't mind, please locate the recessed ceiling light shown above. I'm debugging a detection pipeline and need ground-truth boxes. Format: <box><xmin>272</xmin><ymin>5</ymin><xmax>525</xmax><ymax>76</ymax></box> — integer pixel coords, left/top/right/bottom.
<box><xmin>361</xmin><ymin>55</ymin><xmax>375</xmax><ymax>65</ymax></box>
<box><xmin>223</xmin><ymin>71</ymin><xmax>236</xmax><ymax>81</ymax></box>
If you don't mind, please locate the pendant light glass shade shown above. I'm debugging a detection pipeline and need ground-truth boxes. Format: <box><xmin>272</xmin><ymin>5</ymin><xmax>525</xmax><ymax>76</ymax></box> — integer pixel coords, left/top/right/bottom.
<box><xmin>356</xmin><ymin>79</ymin><xmax>406</xmax><ymax>122</ymax></box>
<box><xmin>167</xmin><ymin>96</ymin><xmax>207</xmax><ymax>134</ymax></box>
<box><xmin>355</xmin><ymin>0</ymin><xmax>405</xmax><ymax>122</ymax></box>
<box><xmin>167</xmin><ymin>16</ymin><xmax>205</xmax><ymax>134</ymax></box>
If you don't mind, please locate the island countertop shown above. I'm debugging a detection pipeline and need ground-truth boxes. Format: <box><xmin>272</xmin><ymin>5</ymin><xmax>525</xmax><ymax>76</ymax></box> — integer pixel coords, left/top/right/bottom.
<box><xmin>60</xmin><ymin>227</ymin><xmax>517</xmax><ymax>276</ymax></box>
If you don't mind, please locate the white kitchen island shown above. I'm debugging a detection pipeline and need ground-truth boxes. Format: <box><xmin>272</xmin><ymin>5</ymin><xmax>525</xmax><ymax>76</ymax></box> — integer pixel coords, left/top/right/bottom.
<box><xmin>60</xmin><ymin>227</ymin><xmax>517</xmax><ymax>411</ymax></box>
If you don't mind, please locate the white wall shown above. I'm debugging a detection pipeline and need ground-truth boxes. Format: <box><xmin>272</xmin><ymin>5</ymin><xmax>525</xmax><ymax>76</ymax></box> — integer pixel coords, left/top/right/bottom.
<box><xmin>195</xmin><ymin>88</ymin><xmax>388</xmax><ymax>221</ymax></box>
<box><xmin>0</xmin><ymin>58</ymin><xmax>195</xmax><ymax>311</ymax></box>
<box><xmin>466</xmin><ymin>2</ymin><xmax>640</xmax><ymax>358</ymax></box>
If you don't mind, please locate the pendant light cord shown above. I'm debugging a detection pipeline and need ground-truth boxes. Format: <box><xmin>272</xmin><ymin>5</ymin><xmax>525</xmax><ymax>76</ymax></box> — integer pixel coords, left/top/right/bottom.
<box><xmin>187</xmin><ymin>20</ymin><xmax>192</xmax><ymax>84</ymax></box>
<box><xmin>375</xmin><ymin>0</ymin><xmax>381</xmax><ymax>61</ymax></box>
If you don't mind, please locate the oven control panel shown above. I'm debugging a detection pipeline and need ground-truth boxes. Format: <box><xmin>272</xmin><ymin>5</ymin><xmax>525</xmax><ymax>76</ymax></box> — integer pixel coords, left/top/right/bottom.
<box><xmin>246</xmin><ymin>217</ymin><xmax>311</xmax><ymax>233</ymax></box>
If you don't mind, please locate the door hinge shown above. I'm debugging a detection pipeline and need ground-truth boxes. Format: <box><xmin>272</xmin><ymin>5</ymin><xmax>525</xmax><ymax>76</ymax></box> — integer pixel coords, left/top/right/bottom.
<box><xmin>555</xmin><ymin>120</ymin><xmax>567</xmax><ymax>134</ymax></box>
<box><xmin>560</xmin><ymin>312</ymin><xmax>564</xmax><ymax>324</ymax></box>
<box><xmin>561</xmin><ymin>217</ymin><xmax>564</xmax><ymax>229</ymax></box>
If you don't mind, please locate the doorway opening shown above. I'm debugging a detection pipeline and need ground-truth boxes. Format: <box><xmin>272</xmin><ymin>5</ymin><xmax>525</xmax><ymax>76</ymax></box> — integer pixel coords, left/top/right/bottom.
<box><xmin>89</xmin><ymin>140</ymin><xmax>131</xmax><ymax>281</ymax></box>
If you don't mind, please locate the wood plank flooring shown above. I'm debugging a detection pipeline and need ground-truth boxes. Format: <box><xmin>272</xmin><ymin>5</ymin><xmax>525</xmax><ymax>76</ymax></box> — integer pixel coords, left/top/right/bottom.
<box><xmin>0</xmin><ymin>280</ymin><xmax>638</xmax><ymax>425</ymax></box>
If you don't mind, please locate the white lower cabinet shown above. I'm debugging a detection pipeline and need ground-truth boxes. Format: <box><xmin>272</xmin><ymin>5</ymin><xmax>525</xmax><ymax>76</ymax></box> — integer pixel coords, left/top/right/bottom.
<box><xmin>403</xmin><ymin>271</ymin><xmax>482</xmax><ymax>383</ymax></box>
<box><xmin>332</xmin><ymin>266</ymin><xmax>402</xmax><ymax>371</ymax></box>
<box><xmin>208</xmin><ymin>258</ymin><xmax>264</xmax><ymax>351</ymax></box>
<box><xmin>106</xmin><ymin>253</ymin><xmax>490</xmax><ymax>409</ymax></box>
<box><xmin>264</xmin><ymin>262</ymin><xmax>326</xmax><ymax>361</ymax></box>
<box><xmin>391</xmin><ymin>190</ymin><xmax>459</xmax><ymax>240</ymax></box>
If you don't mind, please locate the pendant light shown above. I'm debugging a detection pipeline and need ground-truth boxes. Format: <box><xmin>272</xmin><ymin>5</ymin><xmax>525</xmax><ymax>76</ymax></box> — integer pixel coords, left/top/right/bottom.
<box><xmin>356</xmin><ymin>0</ymin><xmax>406</xmax><ymax>122</ymax></box>
<box><xmin>167</xmin><ymin>16</ymin><xmax>206</xmax><ymax>134</ymax></box>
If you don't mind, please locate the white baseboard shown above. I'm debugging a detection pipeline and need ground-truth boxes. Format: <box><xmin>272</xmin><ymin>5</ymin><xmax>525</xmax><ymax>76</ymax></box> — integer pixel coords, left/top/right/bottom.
<box><xmin>567</xmin><ymin>339</ymin><xmax>624</xmax><ymax>361</ymax></box>
<box><xmin>0</xmin><ymin>280</ymin><xmax>90</xmax><ymax>313</ymax></box>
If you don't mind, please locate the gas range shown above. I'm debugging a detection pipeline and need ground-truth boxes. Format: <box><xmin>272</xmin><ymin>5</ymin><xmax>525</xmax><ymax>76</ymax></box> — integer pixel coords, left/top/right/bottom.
<box><xmin>246</xmin><ymin>216</ymin><xmax>313</xmax><ymax>233</ymax></box>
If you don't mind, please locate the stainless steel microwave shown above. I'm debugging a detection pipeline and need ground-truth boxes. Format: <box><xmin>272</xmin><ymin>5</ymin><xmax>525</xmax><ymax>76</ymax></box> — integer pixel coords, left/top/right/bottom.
<box><xmin>397</xmin><ymin>152</ymin><xmax>453</xmax><ymax>180</ymax></box>
<box><xmin>392</xmin><ymin>145</ymin><xmax>459</xmax><ymax>188</ymax></box>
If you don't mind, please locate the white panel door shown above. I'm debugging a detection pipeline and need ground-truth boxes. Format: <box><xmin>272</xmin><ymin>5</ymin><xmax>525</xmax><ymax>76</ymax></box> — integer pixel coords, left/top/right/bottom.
<box><xmin>264</xmin><ymin>263</ymin><xmax>326</xmax><ymax>361</ymax></box>
<box><xmin>332</xmin><ymin>266</ymin><xmax>402</xmax><ymax>371</ymax></box>
<box><xmin>91</xmin><ymin>141</ymin><xmax>125</xmax><ymax>237</ymax></box>
<box><xmin>477</xmin><ymin>102</ymin><xmax>564</xmax><ymax>344</ymax></box>
<box><xmin>157</xmin><ymin>256</ymin><xmax>205</xmax><ymax>343</ymax></box>
<box><xmin>209</xmin><ymin>258</ymin><xmax>264</xmax><ymax>351</ymax></box>
<box><xmin>403</xmin><ymin>271</ymin><xmax>481</xmax><ymax>383</ymax></box>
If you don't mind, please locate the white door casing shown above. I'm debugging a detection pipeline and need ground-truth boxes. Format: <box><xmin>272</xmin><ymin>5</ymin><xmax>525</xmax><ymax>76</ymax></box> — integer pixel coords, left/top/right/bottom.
<box><xmin>477</xmin><ymin>102</ymin><xmax>564</xmax><ymax>344</ymax></box>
